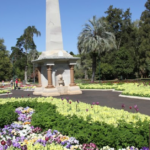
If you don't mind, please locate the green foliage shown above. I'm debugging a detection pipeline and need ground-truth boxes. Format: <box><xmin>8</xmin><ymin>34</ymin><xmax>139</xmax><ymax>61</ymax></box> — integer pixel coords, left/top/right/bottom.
<box><xmin>15</xmin><ymin>26</ymin><xmax>41</xmax><ymax>81</ymax></box>
<box><xmin>0</xmin><ymin>100</ymin><xmax>149</xmax><ymax>148</ymax></box>
<box><xmin>0</xmin><ymin>103</ymin><xmax>18</xmax><ymax>127</ymax></box>
<box><xmin>78</xmin><ymin>16</ymin><xmax>116</xmax><ymax>81</ymax></box>
<box><xmin>113</xmin><ymin>47</ymin><xmax>135</xmax><ymax>77</ymax></box>
<box><xmin>31</xmin><ymin>103</ymin><xmax>150</xmax><ymax>148</ymax></box>
<box><xmin>96</xmin><ymin>63</ymin><xmax>114</xmax><ymax>80</ymax></box>
<box><xmin>0</xmin><ymin>39</ymin><xmax>12</xmax><ymax>80</ymax></box>
<box><xmin>10</xmin><ymin>47</ymin><xmax>27</xmax><ymax>80</ymax></box>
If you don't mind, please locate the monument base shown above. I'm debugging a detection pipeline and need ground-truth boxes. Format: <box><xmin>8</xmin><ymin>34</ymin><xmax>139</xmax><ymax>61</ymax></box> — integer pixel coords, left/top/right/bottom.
<box><xmin>33</xmin><ymin>86</ymin><xmax>82</xmax><ymax>96</ymax></box>
<box><xmin>33</xmin><ymin>87</ymin><xmax>43</xmax><ymax>95</ymax></box>
<box><xmin>41</xmin><ymin>87</ymin><xmax>60</xmax><ymax>96</ymax></box>
<box><xmin>67</xmin><ymin>86</ymin><xmax>82</xmax><ymax>95</ymax></box>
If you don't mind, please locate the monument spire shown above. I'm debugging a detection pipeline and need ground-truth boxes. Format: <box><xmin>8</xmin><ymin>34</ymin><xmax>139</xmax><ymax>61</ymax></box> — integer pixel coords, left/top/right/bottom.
<box><xmin>46</xmin><ymin>0</ymin><xmax>63</xmax><ymax>51</ymax></box>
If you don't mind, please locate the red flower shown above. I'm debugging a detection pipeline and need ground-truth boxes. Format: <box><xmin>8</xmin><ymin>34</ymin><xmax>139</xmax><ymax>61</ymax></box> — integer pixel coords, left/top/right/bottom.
<box><xmin>1</xmin><ymin>140</ymin><xmax>6</xmax><ymax>145</ymax></box>
<box><xmin>122</xmin><ymin>104</ymin><xmax>125</xmax><ymax>109</ymax></box>
<box><xmin>129</xmin><ymin>106</ymin><xmax>132</xmax><ymax>109</ymax></box>
<box><xmin>69</xmin><ymin>101</ymin><xmax>71</xmax><ymax>104</ymax></box>
<box><xmin>45</xmin><ymin>137</ymin><xmax>49</xmax><ymax>141</ymax></box>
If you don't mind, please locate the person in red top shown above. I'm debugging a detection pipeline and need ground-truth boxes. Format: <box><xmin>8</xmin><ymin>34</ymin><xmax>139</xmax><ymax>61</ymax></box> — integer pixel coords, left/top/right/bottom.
<box><xmin>15</xmin><ymin>78</ymin><xmax>18</xmax><ymax>88</ymax></box>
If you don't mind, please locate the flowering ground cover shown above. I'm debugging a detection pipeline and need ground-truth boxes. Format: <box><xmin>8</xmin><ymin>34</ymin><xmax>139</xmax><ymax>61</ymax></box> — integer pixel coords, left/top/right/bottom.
<box><xmin>0</xmin><ymin>98</ymin><xmax>149</xmax><ymax>149</ymax></box>
<box><xmin>0</xmin><ymin>106</ymin><xmax>86</xmax><ymax>150</ymax></box>
<box><xmin>78</xmin><ymin>82</ymin><xmax>150</xmax><ymax>97</ymax></box>
<box><xmin>0</xmin><ymin>90</ymin><xmax>11</xmax><ymax>94</ymax></box>
<box><xmin>20</xmin><ymin>86</ymin><xmax>36</xmax><ymax>91</ymax></box>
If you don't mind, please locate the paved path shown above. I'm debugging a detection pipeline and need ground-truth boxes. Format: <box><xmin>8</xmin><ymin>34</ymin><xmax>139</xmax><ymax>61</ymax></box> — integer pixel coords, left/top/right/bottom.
<box><xmin>0</xmin><ymin>90</ymin><xmax>150</xmax><ymax>116</ymax></box>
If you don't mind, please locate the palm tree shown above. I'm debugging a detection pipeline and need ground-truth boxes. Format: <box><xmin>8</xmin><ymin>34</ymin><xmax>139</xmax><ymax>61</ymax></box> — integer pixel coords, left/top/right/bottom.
<box><xmin>16</xmin><ymin>26</ymin><xmax>41</xmax><ymax>83</ymax></box>
<box><xmin>78</xmin><ymin>16</ymin><xmax>116</xmax><ymax>82</ymax></box>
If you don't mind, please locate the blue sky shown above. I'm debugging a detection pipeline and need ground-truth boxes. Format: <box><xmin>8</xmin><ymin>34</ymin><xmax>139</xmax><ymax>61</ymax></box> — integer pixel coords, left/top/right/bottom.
<box><xmin>0</xmin><ymin>0</ymin><xmax>147</xmax><ymax>55</ymax></box>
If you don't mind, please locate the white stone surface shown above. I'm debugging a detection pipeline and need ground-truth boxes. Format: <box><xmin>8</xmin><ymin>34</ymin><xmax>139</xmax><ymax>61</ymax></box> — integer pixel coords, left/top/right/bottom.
<box><xmin>41</xmin><ymin>65</ymin><xmax>48</xmax><ymax>87</ymax></box>
<box><xmin>52</xmin><ymin>62</ymin><xmax>70</xmax><ymax>86</ymax></box>
<box><xmin>38</xmin><ymin>49</ymin><xmax>74</xmax><ymax>59</ymax></box>
<box><xmin>46</xmin><ymin>0</ymin><xmax>63</xmax><ymax>51</ymax></box>
<box><xmin>33</xmin><ymin>87</ymin><xmax>43</xmax><ymax>95</ymax></box>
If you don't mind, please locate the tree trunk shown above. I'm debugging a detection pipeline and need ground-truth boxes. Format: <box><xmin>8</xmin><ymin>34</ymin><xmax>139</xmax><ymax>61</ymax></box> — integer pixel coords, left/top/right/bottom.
<box><xmin>91</xmin><ymin>53</ymin><xmax>97</xmax><ymax>82</ymax></box>
<box><xmin>24</xmin><ymin>66</ymin><xmax>27</xmax><ymax>83</ymax></box>
<box><xmin>84</xmin><ymin>69</ymin><xmax>88</xmax><ymax>79</ymax></box>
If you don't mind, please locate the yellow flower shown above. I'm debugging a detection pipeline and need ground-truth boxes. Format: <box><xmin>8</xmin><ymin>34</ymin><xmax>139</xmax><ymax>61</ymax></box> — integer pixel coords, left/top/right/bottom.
<box><xmin>60</xmin><ymin>136</ymin><xmax>69</xmax><ymax>141</ymax></box>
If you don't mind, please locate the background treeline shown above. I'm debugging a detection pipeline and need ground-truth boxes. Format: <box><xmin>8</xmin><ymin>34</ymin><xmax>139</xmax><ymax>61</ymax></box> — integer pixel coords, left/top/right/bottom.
<box><xmin>1</xmin><ymin>0</ymin><xmax>150</xmax><ymax>82</ymax></box>
<box><xmin>0</xmin><ymin>26</ymin><xmax>41</xmax><ymax>81</ymax></box>
<box><xmin>75</xmin><ymin>0</ymin><xmax>150</xmax><ymax>81</ymax></box>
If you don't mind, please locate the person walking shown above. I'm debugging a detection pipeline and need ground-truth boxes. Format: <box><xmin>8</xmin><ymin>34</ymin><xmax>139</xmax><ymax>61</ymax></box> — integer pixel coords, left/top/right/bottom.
<box><xmin>2</xmin><ymin>80</ymin><xmax>5</xmax><ymax>86</ymax></box>
<box><xmin>10</xmin><ymin>79</ymin><xmax>13</xmax><ymax>87</ymax></box>
<box><xmin>15</xmin><ymin>78</ymin><xmax>18</xmax><ymax>89</ymax></box>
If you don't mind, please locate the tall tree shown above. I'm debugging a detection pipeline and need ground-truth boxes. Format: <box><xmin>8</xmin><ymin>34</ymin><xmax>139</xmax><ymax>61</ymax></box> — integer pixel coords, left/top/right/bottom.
<box><xmin>0</xmin><ymin>39</ymin><xmax>12</xmax><ymax>80</ymax></box>
<box><xmin>139</xmin><ymin>0</ymin><xmax>150</xmax><ymax>77</ymax></box>
<box><xmin>78</xmin><ymin>16</ymin><xmax>116</xmax><ymax>82</ymax></box>
<box><xmin>16</xmin><ymin>26</ymin><xmax>41</xmax><ymax>82</ymax></box>
<box><xmin>10</xmin><ymin>47</ymin><xmax>26</xmax><ymax>80</ymax></box>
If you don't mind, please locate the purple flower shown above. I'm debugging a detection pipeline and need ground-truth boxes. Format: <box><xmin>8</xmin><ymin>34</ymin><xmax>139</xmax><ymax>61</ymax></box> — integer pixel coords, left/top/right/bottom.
<box><xmin>96</xmin><ymin>102</ymin><xmax>99</xmax><ymax>105</ymax></box>
<box><xmin>86</xmin><ymin>109</ymin><xmax>88</xmax><ymax>112</ymax></box>
<box><xmin>12</xmin><ymin>141</ymin><xmax>21</xmax><ymax>149</ymax></box>
<box><xmin>21</xmin><ymin>145</ymin><xmax>27</xmax><ymax>150</ymax></box>
<box><xmin>136</xmin><ymin>108</ymin><xmax>139</xmax><ymax>112</ymax></box>
<box><xmin>66</xmin><ymin>144</ymin><xmax>71</xmax><ymax>148</ymax></box>
<box><xmin>92</xmin><ymin>102</ymin><xmax>95</xmax><ymax>105</ymax></box>
<box><xmin>122</xmin><ymin>104</ymin><xmax>125</xmax><ymax>109</ymax></box>
<box><xmin>140</xmin><ymin>147</ymin><xmax>149</xmax><ymax>150</ymax></box>
<box><xmin>6</xmin><ymin>139</ymin><xmax>12</xmax><ymax>146</ymax></box>
<box><xmin>134</xmin><ymin>105</ymin><xmax>138</xmax><ymax>109</ymax></box>
<box><xmin>61</xmin><ymin>141</ymin><xmax>68</xmax><ymax>146</ymax></box>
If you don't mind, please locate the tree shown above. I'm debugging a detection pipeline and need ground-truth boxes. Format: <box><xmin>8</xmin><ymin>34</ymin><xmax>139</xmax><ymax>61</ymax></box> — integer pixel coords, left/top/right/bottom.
<box><xmin>139</xmin><ymin>0</ymin><xmax>150</xmax><ymax>77</ymax></box>
<box><xmin>16</xmin><ymin>26</ymin><xmax>41</xmax><ymax>82</ymax></box>
<box><xmin>78</xmin><ymin>16</ymin><xmax>116</xmax><ymax>82</ymax></box>
<box><xmin>113</xmin><ymin>47</ymin><xmax>135</xmax><ymax>79</ymax></box>
<box><xmin>74</xmin><ymin>53</ymin><xmax>92</xmax><ymax>79</ymax></box>
<box><xmin>27</xmin><ymin>49</ymin><xmax>39</xmax><ymax>82</ymax></box>
<box><xmin>69</xmin><ymin>51</ymin><xmax>74</xmax><ymax>56</ymax></box>
<box><xmin>0</xmin><ymin>39</ymin><xmax>12</xmax><ymax>80</ymax></box>
<box><xmin>10</xmin><ymin>47</ymin><xmax>26</xmax><ymax>80</ymax></box>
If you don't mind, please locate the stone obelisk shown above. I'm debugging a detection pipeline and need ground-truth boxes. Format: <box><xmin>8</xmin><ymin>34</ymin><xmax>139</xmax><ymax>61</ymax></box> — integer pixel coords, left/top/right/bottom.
<box><xmin>46</xmin><ymin>0</ymin><xmax>63</xmax><ymax>51</ymax></box>
<box><xmin>33</xmin><ymin>0</ymin><xmax>82</xmax><ymax>96</ymax></box>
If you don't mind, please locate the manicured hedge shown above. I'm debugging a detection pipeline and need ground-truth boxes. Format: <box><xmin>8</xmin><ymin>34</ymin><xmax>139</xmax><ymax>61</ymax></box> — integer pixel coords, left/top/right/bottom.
<box><xmin>1</xmin><ymin>100</ymin><xmax>149</xmax><ymax>149</ymax></box>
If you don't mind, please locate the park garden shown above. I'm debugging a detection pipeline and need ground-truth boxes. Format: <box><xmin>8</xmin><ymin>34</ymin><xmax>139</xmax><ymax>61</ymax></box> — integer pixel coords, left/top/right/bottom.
<box><xmin>1</xmin><ymin>0</ymin><xmax>150</xmax><ymax>149</ymax></box>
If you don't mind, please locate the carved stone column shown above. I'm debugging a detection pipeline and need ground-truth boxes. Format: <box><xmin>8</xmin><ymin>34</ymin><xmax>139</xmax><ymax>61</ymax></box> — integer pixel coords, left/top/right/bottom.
<box><xmin>37</xmin><ymin>67</ymin><xmax>42</xmax><ymax>87</ymax></box>
<box><xmin>46</xmin><ymin>65</ymin><xmax>54</xmax><ymax>88</ymax></box>
<box><xmin>69</xmin><ymin>65</ymin><xmax>76</xmax><ymax>86</ymax></box>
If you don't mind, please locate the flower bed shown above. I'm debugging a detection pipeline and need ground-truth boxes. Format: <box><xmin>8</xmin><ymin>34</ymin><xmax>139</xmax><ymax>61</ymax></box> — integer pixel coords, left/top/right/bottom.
<box><xmin>21</xmin><ymin>86</ymin><xmax>36</xmax><ymax>91</ymax></box>
<box><xmin>0</xmin><ymin>98</ymin><xmax>149</xmax><ymax>149</ymax></box>
<box><xmin>0</xmin><ymin>90</ymin><xmax>11</xmax><ymax>94</ymax></box>
<box><xmin>0</xmin><ymin>101</ymin><xmax>148</xmax><ymax>150</ymax></box>
<box><xmin>78</xmin><ymin>83</ymin><xmax>150</xmax><ymax>98</ymax></box>
<box><xmin>0</xmin><ymin>106</ymin><xmax>84</xmax><ymax>150</ymax></box>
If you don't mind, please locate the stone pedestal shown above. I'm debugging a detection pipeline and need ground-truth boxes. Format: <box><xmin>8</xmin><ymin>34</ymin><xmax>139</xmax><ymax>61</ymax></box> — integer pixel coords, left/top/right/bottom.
<box><xmin>67</xmin><ymin>86</ymin><xmax>82</xmax><ymax>95</ymax></box>
<box><xmin>33</xmin><ymin>87</ymin><xmax>43</xmax><ymax>95</ymax></box>
<box><xmin>56</xmin><ymin>86</ymin><xmax>68</xmax><ymax>95</ymax></box>
<box><xmin>41</xmin><ymin>88</ymin><xmax>60</xmax><ymax>96</ymax></box>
